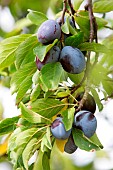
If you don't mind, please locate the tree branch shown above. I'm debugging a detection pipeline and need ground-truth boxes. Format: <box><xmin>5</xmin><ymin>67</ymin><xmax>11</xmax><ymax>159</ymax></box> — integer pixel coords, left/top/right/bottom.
<box><xmin>74</xmin><ymin>0</ymin><xmax>98</xmax><ymax>112</ymax></box>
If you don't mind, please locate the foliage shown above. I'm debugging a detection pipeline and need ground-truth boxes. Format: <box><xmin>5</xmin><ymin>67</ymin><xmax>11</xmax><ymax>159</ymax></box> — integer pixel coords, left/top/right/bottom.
<box><xmin>0</xmin><ymin>0</ymin><xmax>113</xmax><ymax>169</ymax></box>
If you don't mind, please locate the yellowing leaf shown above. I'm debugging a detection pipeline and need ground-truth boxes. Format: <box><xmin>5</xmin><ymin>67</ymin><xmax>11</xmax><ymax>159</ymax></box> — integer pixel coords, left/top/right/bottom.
<box><xmin>56</xmin><ymin>139</ymin><xmax>67</xmax><ymax>153</ymax></box>
<box><xmin>0</xmin><ymin>137</ymin><xmax>9</xmax><ymax>156</ymax></box>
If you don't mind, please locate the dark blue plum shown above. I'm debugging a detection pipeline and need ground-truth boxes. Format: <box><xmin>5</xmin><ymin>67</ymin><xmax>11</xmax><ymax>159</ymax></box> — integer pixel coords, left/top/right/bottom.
<box><xmin>74</xmin><ymin>110</ymin><xmax>97</xmax><ymax>138</ymax></box>
<box><xmin>76</xmin><ymin>92</ymin><xmax>96</xmax><ymax>113</ymax></box>
<box><xmin>36</xmin><ymin>46</ymin><xmax>60</xmax><ymax>70</ymax></box>
<box><xmin>64</xmin><ymin>134</ymin><xmax>77</xmax><ymax>154</ymax></box>
<box><xmin>60</xmin><ymin>46</ymin><xmax>86</xmax><ymax>74</ymax></box>
<box><xmin>50</xmin><ymin>117</ymin><xmax>71</xmax><ymax>140</ymax></box>
<box><xmin>37</xmin><ymin>20</ymin><xmax>61</xmax><ymax>44</ymax></box>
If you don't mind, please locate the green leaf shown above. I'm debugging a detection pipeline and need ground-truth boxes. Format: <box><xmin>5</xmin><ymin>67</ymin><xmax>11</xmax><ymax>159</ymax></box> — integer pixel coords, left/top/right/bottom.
<box><xmin>93</xmin><ymin>0</ymin><xmax>113</xmax><ymax>13</ymax></box>
<box><xmin>62</xmin><ymin>108</ymin><xmax>74</xmax><ymax>131</ymax></box>
<box><xmin>72</xmin><ymin>128</ymin><xmax>101</xmax><ymax>151</ymax></box>
<box><xmin>102</xmin><ymin>78</ymin><xmax>113</xmax><ymax>96</ymax></box>
<box><xmin>33</xmin><ymin>150</ymin><xmax>44</xmax><ymax>170</ymax></box>
<box><xmin>33</xmin><ymin>39</ymin><xmax>58</xmax><ymax>62</ymax></box>
<box><xmin>8</xmin><ymin>127</ymin><xmax>22</xmax><ymax>153</ymax></box>
<box><xmin>22</xmin><ymin>138</ymin><xmax>38</xmax><ymax>170</ymax></box>
<box><xmin>0</xmin><ymin>34</ymin><xmax>31</xmax><ymax>70</ymax></box>
<box><xmin>27</xmin><ymin>10</ymin><xmax>48</xmax><ymax>26</ymax></box>
<box><xmin>90</xmin><ymin>133</ymin><xmax>103</xmax><ymax>149</ymax></box>
<box><xmin>15</xmin><ymin>35</ymin><xmax>38</xmax><ymax>69</ymax></box>
<box><xmin>78</xmin><ymin>42</ymin><xmax>109</xmax><ymax>53</ymax></box>
<box><xmin>10</xmin><ymin>61</ymin><xmax>37</xmax><ymax>96</ymax></box>
<box><xmin>96</xmin><ymin>17</ymin><xmax>108</xmax><ymax>28</ymax></box>
<box><xmin>90</xmin><ymin>63</ymin><xmax>108</xmax><ymax>86</ymax></box>
<box><xmin>15</xmin><ymin>127</ymin><xmax>45</xmax><ymax>159</ymax></box>
<box><xmin>30</xmin><ymin>98</ymin><xmax>65</xmax><ymax>118</ymax></box>
<box><xmin>74</xmin><ymin>0</ymin><xmax>84</xmax><ymax>10</ymax></box>
<box><xmin>75</xmin><ymin>15</ymin><xmax>90</xmax><ymax>40</ymax></box>
<box><xmin>41</xmin><ymin>127</ymin><xmax>52</xmax><ymax>152</ymax></box>
<box><xmin>40</xmin><ymin>62</ymin><xmax>63</xmax><ymax>91</ymax></box>
<box><xmin>20</xmin><ymin>102</ymin><xmax>50</xmax><ymax>124</ymax></box>
<box><xmin>16</xmin><ymin>75</ymin><xmax>33</xmax><ymax>104</ymax></box>
<box><xmin>68</xmin><ymin>72</ymin><xmax>84</xmax><ymax>84</ymax></box>
<box><xmin>65</xmin><ymin>32</ymin><xmax>84</xmax><ymax>47</ymax></box>
<box><xmin>8</xmin><ymin>127</ymin><xmax>23</xmax><ymax>169</ymax></box>
<box><xmin>61</xmin><ymin>16</ymin><xmax>76</xmax><ymax>35</ymax></box>
<box><xmin>0</xmin><ymin>116</ymin><xmax>19</xmax><ymax>136</ymax></box>
<box><xmin>42</xmin><ymin>152</ymin><xmax>50</xmax><ymax>170</ymax></box>
<box><xmin>8</xmin><ymin>127</ymin><xmax>46</xmax><ymax>169</ymax></box>
<box><xmin>30</xmin><ymin>84</ymin><xmax>41</xmax><ymax>102</ymax></box>
<box><xmin>90</xmin><ymin>88</ymin><xmax>103</xmax><ymax>111</ymax></box>
<box><xmin>61</xmin><ymin>17</ymin><xmax>70</xmax><ymax>34</ymax></box>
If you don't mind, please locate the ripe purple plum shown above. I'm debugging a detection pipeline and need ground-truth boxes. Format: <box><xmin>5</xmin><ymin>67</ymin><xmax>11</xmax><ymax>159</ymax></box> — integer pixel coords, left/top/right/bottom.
<box><xmin>37</xmin><ymin>19</ymin><xmax>61</xmax><ymax>44</ymax></box>
<box><xmin>36</xmin><ymin>46</ymin><xmax>60</xmax><ymax>70</ymax></box>
<box><xmin>60</xmin><ymin>46</ymin><xmax>86</xmax><ymax>74</ymax></box>
<box><xmin>74</xmin><ymin>110</ymin><xmax>97</xmax><ymax>138</ymax></box>
<box><xmin>50</xmin><ymin>117</ymin><xmax>71</xmax><ymax>140</ymax></box>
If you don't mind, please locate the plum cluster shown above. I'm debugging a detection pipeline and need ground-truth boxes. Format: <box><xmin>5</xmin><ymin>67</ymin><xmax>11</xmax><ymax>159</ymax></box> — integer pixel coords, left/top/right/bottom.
<box><xmin>51</xmin><ymin>110</ymin><xmax>97</xmax><ymax>154</ymax></box>
<box><xmin>36</xmin><ymin>18</ymin><xmax>96</xmax><ymax>154</ymax></box>
<box><xmin>36</xmin><ymin>18</ymin><xmax>86</xmax><ymax>74</ymax></box>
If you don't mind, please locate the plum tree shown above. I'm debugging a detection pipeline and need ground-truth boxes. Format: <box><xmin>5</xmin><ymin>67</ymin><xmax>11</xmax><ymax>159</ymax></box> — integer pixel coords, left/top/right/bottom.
<box><xmin>64</xmin><ymin>134</ymin><xmax>77</xmax><ymax>154</ymax></box>
<box><xmin>60</xmin><ymin>46</ymin><xmax>86</xmax><ymax>74</ymax></box>
<box><xmin>50</xmin><ymin>117</ymin><xmax>71</xmax><ymax>140</ymax></box>
<box><xmin>36</xmin><ymin>46</ymin><xmax>60</xmax><ymax>70</ymax></box>
<box><xmin>74</xmin><ymin>110</ymin><xmax>97</xmax><ymax>138</ymax></box>
<box><xmin>37</xmin><ymin>19</ymin><xmax>61</xmax><ymax>44</ymax></box>
<box><xmin>76</xmin><ymin>92</ymin><xmax>96</xmax><ymax>113</ymax></box>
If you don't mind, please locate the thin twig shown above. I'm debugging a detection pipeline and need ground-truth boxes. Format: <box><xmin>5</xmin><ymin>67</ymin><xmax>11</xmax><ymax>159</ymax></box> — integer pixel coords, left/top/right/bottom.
<box><xmin>61</xmin><ymin>0</ymin><xmax>67</xmax><ymax>24</ymax></box>
<box><xmin>67</xmin><ymin>0</ymin><xmax>76</xmax><ymax>28</ymax></box>
<box><xmin>61</xmin><ymin>0</ymin><xmax>67</xmax><ymax>46</ymax></box>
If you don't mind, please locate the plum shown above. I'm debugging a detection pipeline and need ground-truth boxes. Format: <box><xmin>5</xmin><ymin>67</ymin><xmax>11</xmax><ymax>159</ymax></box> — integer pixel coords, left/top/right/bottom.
<box><xmin>76</xmin><ymin>92</ymin><xmax>96</xmax><ymax>113</ymax></box>
<box><xmin>36</xmin><ymin>46</ymin><xmax>60</xmax><ymax>70</ymax></box>
<box><xmin>64</xmin><ymin>134</ymin><xmax>77</xmax><ymax>154</ymax></box>
<box><xmin>37</xmin><ymin>19</ymin><xmax>61</xmax><ymax>44</ymax></box>
<box><xmin>74</xmin><ymin>110</ymin><xmax>97</xmax><ymax>138</ymax></box>
<box><xmin>60</xmin><ymin>46</ymin><xmax>86</xmax><ymax>74</ymax></box>
<box><xmin>50</xmin><ymin>117</ymin><xmax>71</xmax><ymax>140</ymax></box>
